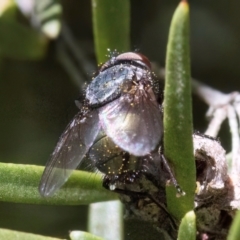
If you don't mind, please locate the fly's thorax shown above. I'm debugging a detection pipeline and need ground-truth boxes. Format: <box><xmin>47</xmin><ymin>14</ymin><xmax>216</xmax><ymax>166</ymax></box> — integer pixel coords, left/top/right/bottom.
<box><xmin>86</xmin><ymin>63</ymin><xmax>154</xmax><ymax>107</ymax></box>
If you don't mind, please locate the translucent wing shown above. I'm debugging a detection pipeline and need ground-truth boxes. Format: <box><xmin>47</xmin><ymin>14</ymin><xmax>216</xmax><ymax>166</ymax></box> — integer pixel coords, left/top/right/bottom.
<box><xmin>39</xmin><ymin>109</ymin><xmax>100</xmax><ymax>197</ymax></box>
<box><xmin>99</xmin><ymin>87</ymin><xmax>162</xmax><ymax>156</ymax></box>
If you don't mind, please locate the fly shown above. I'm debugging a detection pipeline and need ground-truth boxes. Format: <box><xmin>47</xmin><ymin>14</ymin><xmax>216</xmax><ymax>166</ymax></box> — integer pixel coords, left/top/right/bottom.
<box><xmin>39</xmin><ymin>52</ymin><xmax>166</xmax><ymax>197</ymax></box>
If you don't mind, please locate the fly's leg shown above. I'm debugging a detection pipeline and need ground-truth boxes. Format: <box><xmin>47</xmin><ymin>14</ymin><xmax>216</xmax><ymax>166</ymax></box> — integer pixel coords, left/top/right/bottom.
<box><xmin>161</xmin><ymin>154</ymin><xmax>186</xmax><ymax>197</ymax></box>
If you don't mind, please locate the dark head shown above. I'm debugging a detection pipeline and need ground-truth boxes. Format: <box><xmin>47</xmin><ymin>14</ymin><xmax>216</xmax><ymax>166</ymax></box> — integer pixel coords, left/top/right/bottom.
<box><xmin>100</xmin><ymin>52</ymin><xmax>152</xmax><ymax>72</ymax></box>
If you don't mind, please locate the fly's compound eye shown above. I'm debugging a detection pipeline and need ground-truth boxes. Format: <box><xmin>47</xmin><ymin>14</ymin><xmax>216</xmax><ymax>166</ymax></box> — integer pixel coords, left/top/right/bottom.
<box><xmin>99</xmin><ymin>52</ymin><xmax>152</xmax><ymax>72</ymax></box>
<box><xmin>115</xmin><ymin>52</ymin><xmax>151</xmax><ymax>70</ymax></box>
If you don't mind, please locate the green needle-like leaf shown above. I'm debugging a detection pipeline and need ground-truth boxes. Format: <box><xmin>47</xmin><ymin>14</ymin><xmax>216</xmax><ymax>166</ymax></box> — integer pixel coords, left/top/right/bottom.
<box><xmin>227</xmin><ymin>210</ymin><xmax>240</xmax><ymax>240</ymax></box>
<box><xmin>70</xmin><ymin>230</ymin><xmax>103</xmax><ymax>240</ymax></box>
<box><xmin>164</xmin><ymin>0</ymin><xmax>195</xmax><ymax>220</ymax></box>
<box><xmin>0</xmin><ymin>228</ymin><xmax>63</xmax><ymax>240</ymax></box>
<box><xmin>0</xmin><ymin>163</ymin><xmax>117</xmax><ymax>205</ymax></box>
<box><xmin>178</xmin><ymin>211</ymin><xmax>196</xmax><ymax>240</ymax></box>
<box><xmin>91</xmin><ymin>0</ymin><xmax>130</xmax><ymax>63</ymax></box>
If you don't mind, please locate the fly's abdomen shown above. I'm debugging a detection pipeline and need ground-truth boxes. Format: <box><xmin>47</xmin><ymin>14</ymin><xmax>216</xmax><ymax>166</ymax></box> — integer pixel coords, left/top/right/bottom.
<box><xmin>88</xmin><ymin>131</ymin><xmax>148</xmax><ymax>183</ymax></box>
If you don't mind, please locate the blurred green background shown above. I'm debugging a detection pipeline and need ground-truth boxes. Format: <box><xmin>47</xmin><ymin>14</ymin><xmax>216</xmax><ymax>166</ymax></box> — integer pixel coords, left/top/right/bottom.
<box><xmin>0</xmin><ymin>0</ymin><xmax>239</xmax><ymax>239</ymax></box>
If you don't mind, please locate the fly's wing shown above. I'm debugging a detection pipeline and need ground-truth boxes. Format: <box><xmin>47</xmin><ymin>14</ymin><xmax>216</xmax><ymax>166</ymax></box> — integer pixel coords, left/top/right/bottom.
<box><xmin>39</xmin><ymin>109</ymin><xmax>100</xmax><ymax>197</ymax></box>
<box><xmin>99</xmin><ymin>87</ymin><xmax>163</xmax><ymax>156</ymax></box>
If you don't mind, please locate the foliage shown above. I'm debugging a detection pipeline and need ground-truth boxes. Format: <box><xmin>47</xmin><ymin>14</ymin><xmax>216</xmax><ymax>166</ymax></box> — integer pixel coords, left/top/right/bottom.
<box><xmin>0</xmin><ymin>0</ymin><xmax>238</xmax><ymax>239</ymax></box>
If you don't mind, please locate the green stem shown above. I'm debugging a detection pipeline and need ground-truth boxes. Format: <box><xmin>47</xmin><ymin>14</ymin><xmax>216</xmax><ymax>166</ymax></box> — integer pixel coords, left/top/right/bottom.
<box><xmin>88</xmin><ymin>201</ymin><xmax>123</xmax><ymax>240</ymax></box>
